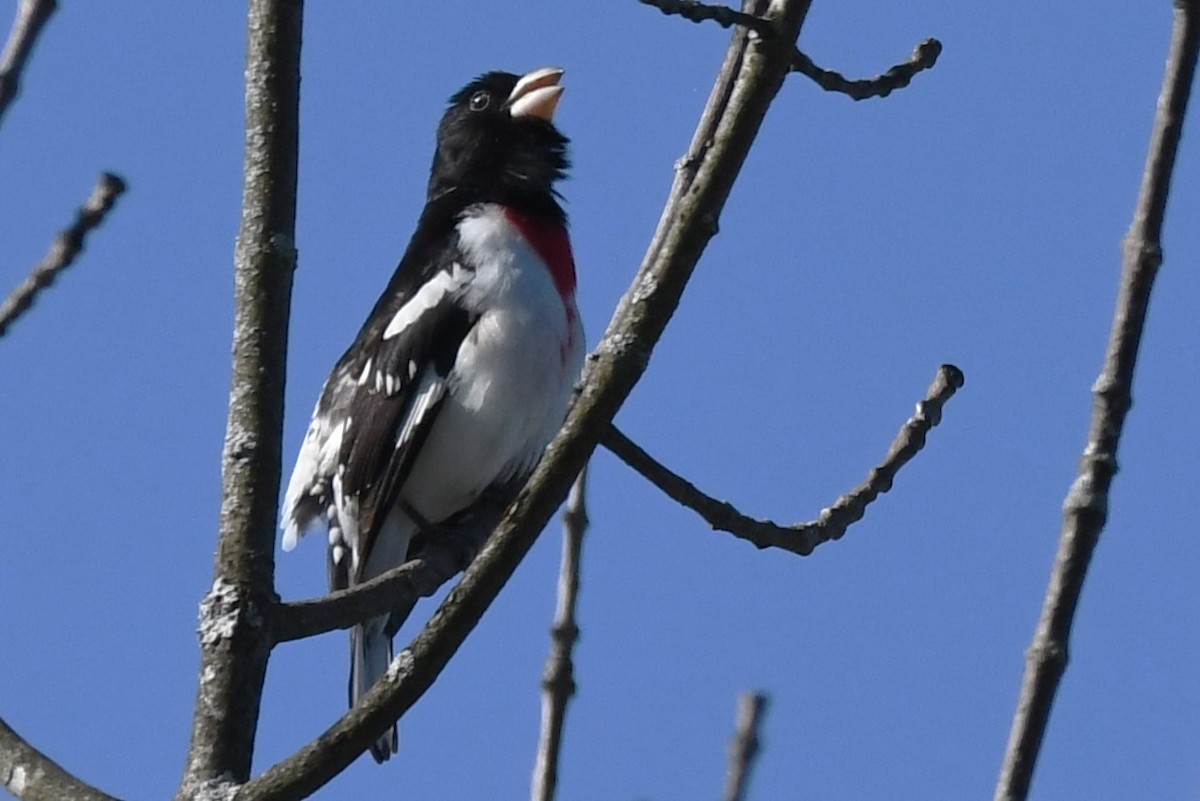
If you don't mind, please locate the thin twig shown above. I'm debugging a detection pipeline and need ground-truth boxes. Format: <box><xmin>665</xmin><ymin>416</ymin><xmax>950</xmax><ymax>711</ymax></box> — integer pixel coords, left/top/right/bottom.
<box><xmin>638</xmin><ymin>0</ymin><xmax>777</xmax><ymax>38</ymax></box>
<box><xmin>791</xmin><ymin>38</ymin><xmax>943</xmax><ymax>100</ymax></box>
<box><xmin>639</xmin><ymin>0</ymin><xmax>940</xmax><ymax>101</ymax></box>
<box><xmin>0</xmin><ymin>0</ymin><xmax>57</xmax><ymax>128</ymax></box>
<box><xmin>532</xmin><ymin>468</ymin><xmax>590</xmax><ymax>801</ymax></box>
<box><xmin>177</xmin><ymin>0</ymin><xmax>303</xmax><ymax>796</ymax></box>
<box><xmin>993</xmin><ymin>4</ymin><xmax>1200</xmax><ymax>800</ymax></box>
<box><xmin>236</xmin><ymin>2</ymin><xmax>815</xmax><ymax>797</ymax></box>
<box><xmin>0</xmin><ymin>172</ymin><xmax>126</xmax><ymax>339</ymax></box>
<box><xmin>723</xmin><ymin>692</ymin><xmax>769</xmax><ymax>801</ymax></box>
<box><xmin>0</xmin><ymin>716</ymin><xmax>122</xmax><ymax>801</ymax></box>
<box><xmin>602</xmin><ymin>364</ymin><xmax>964</xmax><ymax>556</ymax></box>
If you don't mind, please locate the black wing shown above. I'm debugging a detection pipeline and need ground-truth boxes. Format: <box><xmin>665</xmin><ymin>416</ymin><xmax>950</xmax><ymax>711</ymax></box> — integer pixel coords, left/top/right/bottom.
<box><xmin>341</xmin><ymin>293</ymin><xmax>475</xmax><ymax>548</ymax></box>
<box><xmin>324</xmin><ymin>195</ymin><xmax>480</xmax><ymax>588</ymax></box>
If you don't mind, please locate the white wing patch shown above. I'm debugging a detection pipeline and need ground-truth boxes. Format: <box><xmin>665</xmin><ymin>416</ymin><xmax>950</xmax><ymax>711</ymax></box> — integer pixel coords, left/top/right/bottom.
<box><xmin>395</xmin><ymin>369</ymin><xmax>446</xmax><ymax>452</ymax></box>
<box><xmin>356</xmin><ymin>358</ymin><xmax>373</xmax><ymax>386</ymax></box>
<box><xmin>331</xmin><ymin>468</ymin><xmax>363</xmax><ymax>576</ymax></box>
<box><xmin>281</xmin><ymin>416</ymin><xmax>346</xmax><ymax>551</ymax></box>
<box><xmin>382</xmin><ymin>263</ymin><xmax>471</xmax><ymax>341</ymax></box>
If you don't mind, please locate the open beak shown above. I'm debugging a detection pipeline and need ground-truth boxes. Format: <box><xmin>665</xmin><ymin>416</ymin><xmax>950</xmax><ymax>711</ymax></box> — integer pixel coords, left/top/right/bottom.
<box><xmin>507</xmin><ymin>67</ymin><xmax>565</xmax><ymax>122</ymax></box>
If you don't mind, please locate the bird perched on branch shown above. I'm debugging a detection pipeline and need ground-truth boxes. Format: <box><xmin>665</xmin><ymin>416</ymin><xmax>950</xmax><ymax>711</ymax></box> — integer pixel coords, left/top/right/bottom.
<box><xmin>280</xmin><ymin>67</ymin><xmax>584</xmax><ymax>762</ymax></box>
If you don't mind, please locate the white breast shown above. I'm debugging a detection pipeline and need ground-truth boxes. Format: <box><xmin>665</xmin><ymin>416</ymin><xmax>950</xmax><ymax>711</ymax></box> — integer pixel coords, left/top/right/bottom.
<box><xmin>398</xmin><ymin>204</ymin><xmax>584</xmax><ymax>522</ymax></box>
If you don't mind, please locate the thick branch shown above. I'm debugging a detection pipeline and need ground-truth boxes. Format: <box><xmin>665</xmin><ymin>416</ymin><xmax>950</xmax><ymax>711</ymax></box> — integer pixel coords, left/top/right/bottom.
<box><xmin>0</xmin><ymin>0</ymin><xmax>56</xmax><ymax>128</ymax></box>
<box><xmin>791</xmin><ymin>38</ymin><xmax>942</xmax><ymax>100</ymax></box>
<box><xmin>993</xmin><ymin>3</ymin><xmax>1200</xmax><ymax>800</ymax></box>
<box><xmin>0</xmin><ymin>717</ymin><xmax>121</xmax><ymax>801</ymax></box>
<box><xmin>603</xmin><ymin>364</ymin><xmax>964</xmax><ymax>556</ymax></box>
<box><xmin>236</xmin><ymin>2</ymin><xmax>814</xmax><ymax>797</ymax></box>
<box><xmin>532</xmin><ymin>468</ymin><xmax>589</xmax><ymax>801</ymax></box>
<box><xmin>0</xmin><ymin>172</ymin><xmax>126</xmax><ymax>340</ymax></box>
<box><xmin>722</xmin><ymin>693</ymin><xmax>769</xmax><ymax>801</ymax></box>
<box><xmin>179</xmin><ymin>0</ymin><xmax>303</xmax><ymax>795</ymax></box>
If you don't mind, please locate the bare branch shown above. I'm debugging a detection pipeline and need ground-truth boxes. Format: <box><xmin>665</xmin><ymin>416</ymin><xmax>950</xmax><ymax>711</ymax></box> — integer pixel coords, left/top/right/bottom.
<box><xmin>638</xmin><ymin>0</ymin><xmax>777</xmax><ymax>38</ymax></box>
<box><xmin>0</xmin><ymin>716</ymin><xmax>122</xmax><ymax>801</ymax></box>
<box><xmin>532</xmin><ymin>468</ymin><xmax>589</xmax><ymax>801</ymax></box>
<box><xmin>237</xmin><ymin>2</ymin><xmax>816</xmax><ymax>796</ymax></box>
<box><xmin>0</xmin><ymin>0</ymin><xmax>56</xmax><ymax>128</ymax></box>
<box><xmin>993</xmin><ymin>4</ymin><xmax>1200</xmax><ymax>800</ymax></box>
<box><xmin>791</xmin><ymin>38</ymin><xmax>943</xmax><ymax>100</ymax></box>
<box><xmin>722</xmin><ymin>693</ymin><xmax>769</xmax><ymax>801</ymax></box>
<box><xmin>178</xmin><ymin>0</ymin><xmax>303</xmax><ymax>795</ymax></box>
<box><xmin>0</xmin><ymin>172</ymin><xmax>126</xmax><ymax>340</ymax></box>
<box><xmin>271</xmin><ymin>505</ymin><xmax>496</xmax><ymax>644</ymax></box>
<box><xmin>638</xmin><ymin>0</ymin><xmax>940</xmax><ymax>101</ymax></box>
<box><xmin>603</xmin><ymin>364</ymin><xmax>964</xmax><ymax>556</ymax></box>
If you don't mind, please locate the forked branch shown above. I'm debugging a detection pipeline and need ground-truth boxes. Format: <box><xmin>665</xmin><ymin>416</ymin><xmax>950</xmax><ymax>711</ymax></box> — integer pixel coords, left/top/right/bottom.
<box><xmin>603</xmin><ymin>364</ymin><xmax>964</xmax><ymax>556</ymax></box>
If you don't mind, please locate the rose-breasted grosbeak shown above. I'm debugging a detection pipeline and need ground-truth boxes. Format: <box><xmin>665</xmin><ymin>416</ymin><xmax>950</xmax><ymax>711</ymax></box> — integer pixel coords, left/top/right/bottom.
<box><xmin>280</xmin><ymin>67</ymin><xmax>583</xmax><ymax>762</ymax></box>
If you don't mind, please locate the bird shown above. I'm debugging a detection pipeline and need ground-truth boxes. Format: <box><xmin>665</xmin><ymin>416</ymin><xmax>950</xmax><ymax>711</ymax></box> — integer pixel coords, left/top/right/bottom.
<box><xmin>280</xmin><ymin>67</ymin><xmax>584</xmax><ymax>763</ymax></box>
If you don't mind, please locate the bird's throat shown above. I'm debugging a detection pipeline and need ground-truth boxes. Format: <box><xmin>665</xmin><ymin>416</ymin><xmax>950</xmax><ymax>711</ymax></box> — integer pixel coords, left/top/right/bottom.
<box><xmin>502</xmin><ymin>207</ymin><xmax>577</xmax><ymax>299</ymax></box>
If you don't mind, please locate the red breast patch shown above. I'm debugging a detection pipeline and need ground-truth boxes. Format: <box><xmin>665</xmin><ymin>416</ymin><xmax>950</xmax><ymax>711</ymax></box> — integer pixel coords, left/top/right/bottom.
<box><xmin>503</xmin><ymin>207</ymin><xmax>577</xmax><ymax>298</ymax></box>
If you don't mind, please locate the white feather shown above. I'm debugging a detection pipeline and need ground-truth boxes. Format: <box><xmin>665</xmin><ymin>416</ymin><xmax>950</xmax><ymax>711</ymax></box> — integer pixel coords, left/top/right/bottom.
<box><xmin>382</xmin><ymin>262</ymin><xmax>471</xmax><ymax>341</ymax></box>
<box><xmin>395</xmin><ymin>371</ymin><xmax>446</xmax><ymax>451</ymax></box>
<box><xmin>356</xmin><ymin>358</ymin><xmax>373</xmax><ymax>386</ymax></box>
<box><xmin>281</xmin><ymin>409</ymin><xmax>346</xmax><ymax>551</ymax></box>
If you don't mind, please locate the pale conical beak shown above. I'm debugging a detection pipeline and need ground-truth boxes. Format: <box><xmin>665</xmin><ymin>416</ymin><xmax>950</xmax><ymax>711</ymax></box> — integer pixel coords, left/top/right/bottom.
<box><xmin>507</xmin><ymin>67</ymin><xmax>565</xmax><ymax>122</ymax></box>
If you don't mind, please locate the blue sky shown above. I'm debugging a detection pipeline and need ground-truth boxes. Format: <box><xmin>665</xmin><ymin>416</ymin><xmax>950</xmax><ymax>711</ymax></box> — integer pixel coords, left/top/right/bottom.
<box><xmin>2</xmin><ymin>2</ymin><xmax>1197</xmax><ymax>799</ymax></box>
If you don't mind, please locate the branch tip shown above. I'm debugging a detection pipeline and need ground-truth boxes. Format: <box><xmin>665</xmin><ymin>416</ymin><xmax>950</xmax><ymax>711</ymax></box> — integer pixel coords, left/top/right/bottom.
<box><xmin>723</xmin><ymin>692</ymin><xmax>769</xmax><ymax>801</ymax></box>
<box><xmin>792</xmin><ymin>37</ymin><xmax>943</xmax><ymax>100</ymax></box>
<box><xmin>0</xmin><ymin>171</ymin><xmax>128</xmax><ymax>340</ymax></box>
<box><xmin>603</xmin><ymin>364</ymin><xmax>964</xmax><ymax>557</ymax></box>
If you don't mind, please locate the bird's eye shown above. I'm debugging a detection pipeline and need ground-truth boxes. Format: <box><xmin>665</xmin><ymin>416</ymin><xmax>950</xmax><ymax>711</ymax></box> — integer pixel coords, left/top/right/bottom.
<box><xmin>469</xmin><ymin>91</ymin><xmax>491</xmax><ymax>112</ymax></box>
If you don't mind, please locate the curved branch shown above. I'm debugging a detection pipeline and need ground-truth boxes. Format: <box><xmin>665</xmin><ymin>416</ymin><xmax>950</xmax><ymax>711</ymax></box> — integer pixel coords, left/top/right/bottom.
<box><xmin>638</xmin><ymin>0</ymin><xmax>941</xmax><ymax>101</ymax></box>
<box><xmin>532</xmin><ymin>468</ymin><xmax>589</xmax><ymax>801</ymax></box>
<box><xmin>0</xmin><ymin>0</ymin><xmax>56</xmax><ymax>128</ymax></box>
<box><xmin>236</xmin><ymin>2</ymin><xmax>815</xmax><ymax>797</ymax></box>
<box><xmin>791</xmin><ymin>38</ymin><xmax>943</xmax><ymax>100</ymax></box>
<box><xmin>603</xmin><ymin>364</ymin><xmax>964</xmax><ymax>556</ymax></box>
<box><xmin>0</xmin><ymin>172</ymin><xmax>127</xmax><ymax>340</ymax></box>
<box><xmin>0</xmin><ymin>717</ymin><xmax>121</xmax><ymax>801</ymax></box>
<box><xmin>994</xmin><ymin>3</ymin><xmax>1200</xmax><ymax>800</ymax></box>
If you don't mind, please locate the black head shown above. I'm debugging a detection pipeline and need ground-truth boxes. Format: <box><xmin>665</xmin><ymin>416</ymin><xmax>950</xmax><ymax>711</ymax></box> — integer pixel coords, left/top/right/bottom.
<box><xmin>427</xmin><ymin>68</ymin><xmax>570</xmax><ymax>221</ymax></box>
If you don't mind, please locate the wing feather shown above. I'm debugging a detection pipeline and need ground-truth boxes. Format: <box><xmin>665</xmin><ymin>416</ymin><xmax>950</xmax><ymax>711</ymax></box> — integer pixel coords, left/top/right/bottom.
<box><xmin>335</xmin><ymin>277</ymin><xmax>477</xmax><ymax>583</ymax></box>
